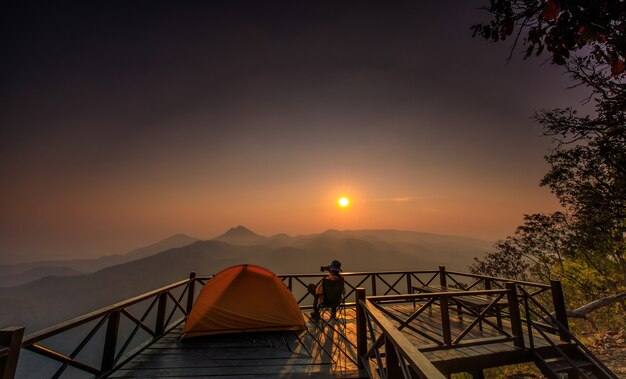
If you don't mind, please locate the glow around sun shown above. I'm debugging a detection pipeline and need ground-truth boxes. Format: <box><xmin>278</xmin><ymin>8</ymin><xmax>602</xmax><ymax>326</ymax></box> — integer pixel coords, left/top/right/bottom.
<box><xmin>338</xmin><ymin>197</ymin><xmax>350</xmax><ymax>208</ymax></box>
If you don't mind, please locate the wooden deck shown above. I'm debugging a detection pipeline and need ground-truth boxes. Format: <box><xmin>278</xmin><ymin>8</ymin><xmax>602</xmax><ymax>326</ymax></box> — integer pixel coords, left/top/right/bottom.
<box><xmin>383</xmin><ymin>304</ymin><xmax>559</xmax><ymax>373</ymax></box>
<box><xmin>110</xmin><ymin>303</ymin><xmax>566</xmax><ymax>378</ymax></box>
<box><xmin>5</xmin><ymin>270</ymin><xmax>614</xmax><ymax>378</ymax></box>
<box><xmin>109</xmin><ymin>309</ymin><xmax>363</xmax><ymax>378</ymax></box>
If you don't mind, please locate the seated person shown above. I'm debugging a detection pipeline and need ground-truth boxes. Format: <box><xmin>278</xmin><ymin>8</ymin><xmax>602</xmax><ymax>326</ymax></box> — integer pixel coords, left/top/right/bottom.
<box><xmin>308</xmin><ymin>260</ymin><xmax>345</xmax><ymax>320</ymax></box>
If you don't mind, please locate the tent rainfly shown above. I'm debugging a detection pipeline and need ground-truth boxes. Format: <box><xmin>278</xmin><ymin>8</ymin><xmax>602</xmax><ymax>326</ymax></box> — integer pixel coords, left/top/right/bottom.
<box><xmin>181</xmin><ymin>264</ymin><xmax>305</xmax><ymax>339</ymax></box>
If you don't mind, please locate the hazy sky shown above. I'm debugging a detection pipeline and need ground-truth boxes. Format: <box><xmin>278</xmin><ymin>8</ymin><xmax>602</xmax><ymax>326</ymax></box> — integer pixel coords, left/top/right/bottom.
<box><xmin>1</xmin><ymin>1</ymin><xmax>591</xmax><ymax>262</ymax></box>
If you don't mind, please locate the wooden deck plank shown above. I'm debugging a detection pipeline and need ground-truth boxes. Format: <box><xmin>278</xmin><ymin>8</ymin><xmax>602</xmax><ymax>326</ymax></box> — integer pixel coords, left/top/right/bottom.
<box><xmin>301</xmin><ymin>313</ymin><xmax>358</xmax><ymax>368</ymax></box>
<box><xmin>113</xmin><ymin>356</ymin><xmax>323</xmax><ymax>369</ymax></box>
<box><xmin>150</xmin><ymin>340</ymin><xmax>273</xmax><ymax>348</ymax></box>
<box><xmin>137</xmin><ymin>347</ymin><xmax>299</xmax><ymax>360</ymax></box>
<box><xmin>110</xmin><ymin>371</ymin><xmax>363</xmax><ymax>379</ymax></box>
<box><xmin>111</xmin><ymin>362</ymin><xmax>336</xmax><ymax>376</ymax></box>
<box><xmin>112</xmin><ymin>304</ymin><xmax>571</xmax><ymax>378</ymax></box>
<box><xmin>286</xmin><ymin>331</ymin><xmax>319</xmax><ymax>359</ymax></box>
<box><xmin>113</xmin><ymin>311</ymin><xmax>361</xmax><ymax>378</ymax></box>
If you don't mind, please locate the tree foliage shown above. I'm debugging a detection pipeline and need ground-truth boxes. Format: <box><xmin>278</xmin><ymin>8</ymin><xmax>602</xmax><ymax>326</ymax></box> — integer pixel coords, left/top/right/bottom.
<box><xmin>539</xmin><ymin>107</ymin><xmax>626</xmax><ymax>287</ymax></box>
<box><xmin>471</xmin><ymin>0</ymin><xmax>626</xmax><ymax>317</ymax></box>
<box><xmin>471</xmin><ymin>0</ymin><xmax>626</xmax><ymax>73</ymax></box>
<box><xmin>471</xmin><ymin>213</ymin><xmax>571</xmax><ymax>282</ymax></box>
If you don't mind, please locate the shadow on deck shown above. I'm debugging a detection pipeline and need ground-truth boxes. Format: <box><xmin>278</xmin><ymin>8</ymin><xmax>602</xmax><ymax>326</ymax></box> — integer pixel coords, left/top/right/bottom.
<box><xmin>109</xmin><ymin>302</ymin><xmax>564</xmax><ymax>378</ymax></box>
<box><xmin>110</xmin><ymin>311</ymin><xmax>362</xmax><ymax>378</ymax></box>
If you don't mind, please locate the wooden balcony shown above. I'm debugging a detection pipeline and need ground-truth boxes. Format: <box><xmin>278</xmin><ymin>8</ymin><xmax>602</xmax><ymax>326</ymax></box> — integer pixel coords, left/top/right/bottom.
<box><xmin>1</xmin><ymin>268</ymin><xmax>618</xmax><ymax>378</ymax></box>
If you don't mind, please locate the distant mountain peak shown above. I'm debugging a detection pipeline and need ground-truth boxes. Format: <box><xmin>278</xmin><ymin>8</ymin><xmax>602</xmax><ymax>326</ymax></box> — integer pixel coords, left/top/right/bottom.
<box><xmin>214</xmin><ymin>225</ymin><xmax>266</xmax><ymax>245</ymax></box>
<box><xmin>224</xmin><ymin>225</ymin><xmax>258</xmax><ymax>236</ymax></box>
<box><xmin>171</xmin><ymin>233</ymin><xmax>188</xmax><ymax>237</ymax></box>
<box><xmin>166</xmin><ymin>233</ymin><xmax>193</xmax><ymax>240</ymax></box>
<box><xmin>270</xmin><ymin>233</ymin><xmax>291</xmax><ymax>238</ymax></box>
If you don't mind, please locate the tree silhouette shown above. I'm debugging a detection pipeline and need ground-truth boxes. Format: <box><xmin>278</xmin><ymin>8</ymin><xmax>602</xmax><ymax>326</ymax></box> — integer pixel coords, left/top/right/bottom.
<box><xmin>472</xmin><ymin>0</ymin><xmax>625</xmax><ymax>319</ymax></box>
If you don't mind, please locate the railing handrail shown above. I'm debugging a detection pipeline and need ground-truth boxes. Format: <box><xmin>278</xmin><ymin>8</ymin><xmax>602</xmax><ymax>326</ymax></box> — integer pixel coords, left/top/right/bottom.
<box><xmin>21</xmin><ymin>270</ymin><xmax>427</xmax><ymax>345</ymax></box>
<box><xmin>520</xmin><ymin>287</ymin><xmax>618</xmax><ymax>379</ymax></box>
<box><xmin>22</xmin><ymin>278</ymin><xmax>191</xmax><ymax>346</ymax></box>
<box><xmin>195</xmin><ymin>270</ymin><xmax>443</xmax><ymax>280</ymax></box>
<box><xmin>274</xmin><ymin>270</ymin><xmax>550</xmax><ymax>289</ymax></box>
<box><xmin>12</xmin><ymin>275</ymin><xmax>197</xmax><ymax>379</ymax></box>
<box><xmin>445</xmin><ymin>270</ymin><xmax>551</xmax><ymax>289</ymax></box>
<box><xmin>360</xmin><ymin>298</ymin><xmax>446</xmax><ymax>378</ymax></box>
<box><xmin>19</xmin><ymin>269</ymin><xmax>551</xmax><ymax>347</ymax></box>
<box><xmin>279</xmin><ymin>270</ymin><xmax>441</xmax><ymax>277</ymax></box>
<box><xmin>368</xmin><ymin>289</ymin><xmax>509</xmax><ymax>302</ymax></box>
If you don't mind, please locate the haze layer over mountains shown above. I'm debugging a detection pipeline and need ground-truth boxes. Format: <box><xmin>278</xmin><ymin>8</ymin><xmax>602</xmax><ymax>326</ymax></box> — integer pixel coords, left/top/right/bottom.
<box><xmin>0</xmin><ymin>227</ymin><xmax>491</xmax><ymax>332</ymax></box>
<box><xmin>0</xmin><ymin>234</ymin><xmax>197</xmax><ymax>287</ymax></box>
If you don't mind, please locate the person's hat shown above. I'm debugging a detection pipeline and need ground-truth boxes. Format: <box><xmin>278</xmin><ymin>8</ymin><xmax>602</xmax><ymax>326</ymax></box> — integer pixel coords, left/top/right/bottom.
<box><xmin>329</xmin><ymin>260</ymin><xmax>342</xmax><ymax>273</ymax></box>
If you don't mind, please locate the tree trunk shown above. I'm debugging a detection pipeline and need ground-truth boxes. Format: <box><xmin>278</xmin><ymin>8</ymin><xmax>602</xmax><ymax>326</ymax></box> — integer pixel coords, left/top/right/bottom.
<box><xmin>565</xmin><ymin>291</ymin><xmax>626</xmax><ymax>318</ymax></box>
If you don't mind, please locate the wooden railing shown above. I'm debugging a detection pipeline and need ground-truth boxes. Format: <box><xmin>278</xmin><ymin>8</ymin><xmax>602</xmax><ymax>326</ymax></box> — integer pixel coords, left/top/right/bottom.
<box><xmin>0</xmin><ymin>327</ymin><xmax>24</xmax><ymax>379</ymax></box>
<box><xmin>1</xmin><ymin>267</ymin><xmax>577</xmax><ymax>378</ymax></box>
<box><xmin>355</xmin><ymin>288</ymin><xmax>446</xmax><ymax>379</ymax></box>
<box><xmin>275</xmin><ymin>270</ymin><xmax>441</xmax><ymax>308</ymax></box>
<box><xmin>10</xmin><ymin>273</ymin><xmax>198</xmax><ymax>379</ymax></box>
<box><xmin>518</xmin><ymin>284</ymin><xmax>618</xmax><ymax>379</ymax></box>
<box><xmin>268</xmin><ymin>267</ymin><xmax>558</xmax><ymax>378</ymax></box>
<box><xmin>364</xmin><ymin>285</ymin><xmax>524</xmax><ymax>350</ymax></box>
<box><xmin>270</xmin><ymin>267</ymin><xmax>554</xmax><ymax>308</ymax></box>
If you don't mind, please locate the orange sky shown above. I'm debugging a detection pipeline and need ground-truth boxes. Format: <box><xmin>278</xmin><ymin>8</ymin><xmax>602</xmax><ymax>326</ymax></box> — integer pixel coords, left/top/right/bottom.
<box><xmin>1</xmin><ymin>1</ymin><xmax>587</xmax><ymax>262</ymax></box>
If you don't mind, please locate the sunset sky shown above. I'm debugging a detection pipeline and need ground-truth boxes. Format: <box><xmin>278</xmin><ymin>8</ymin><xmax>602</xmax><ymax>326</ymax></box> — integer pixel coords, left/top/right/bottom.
<box><xmin>1</xmin><ymin>1</ymin><xmax>591</xmax><ymax>262</ymax></box>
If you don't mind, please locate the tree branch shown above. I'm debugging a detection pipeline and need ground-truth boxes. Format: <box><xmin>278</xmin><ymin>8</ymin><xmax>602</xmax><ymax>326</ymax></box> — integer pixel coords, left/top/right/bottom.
<box><xmin>565</xmin><ymin>291</ymin><xmax>626</xmax><ymax>318</ymax></box>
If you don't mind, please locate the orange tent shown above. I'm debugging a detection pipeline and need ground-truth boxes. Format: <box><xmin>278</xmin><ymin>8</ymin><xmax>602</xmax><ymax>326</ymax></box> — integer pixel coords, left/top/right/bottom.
<box><xmin>181</xmin><ymin>264</ymin><xmax>305</xmax><ymax>339</ymax></box>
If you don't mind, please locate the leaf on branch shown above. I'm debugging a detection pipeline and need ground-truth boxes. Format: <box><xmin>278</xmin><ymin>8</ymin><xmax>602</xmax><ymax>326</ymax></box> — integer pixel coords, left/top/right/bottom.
<box><xmin>611</xmin><ymin>59</ymin><xmax>625</xmax><ymax>76</ymax></box>
<box><xmin>542</xmin><ymin>0</ymin><xmax>560</xmax><ymax>21</ymax></box>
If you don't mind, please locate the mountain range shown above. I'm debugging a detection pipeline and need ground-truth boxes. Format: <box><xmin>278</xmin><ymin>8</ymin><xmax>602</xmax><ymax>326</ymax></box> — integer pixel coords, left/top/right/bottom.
<box><xmin>0</xmin><ymin>226</ymin><xmax>492</xmax><ymax>332</ymax></box>
<box><xmin>0</xmin><ymin>234</ymin><xmax>198</xmax><ymax>287</ymax></box>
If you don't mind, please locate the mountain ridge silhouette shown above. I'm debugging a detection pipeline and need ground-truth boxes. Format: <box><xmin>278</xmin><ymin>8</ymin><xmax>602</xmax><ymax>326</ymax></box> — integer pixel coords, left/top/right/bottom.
<box><xmin>0</xmin><ymin>234</ymin><xmax>199</xmax><ymax>287</ymax></box>
<box><xmin>0</xmin><ymin>228</ymin><xmax>492</xmax><ymax>332</ymax></box>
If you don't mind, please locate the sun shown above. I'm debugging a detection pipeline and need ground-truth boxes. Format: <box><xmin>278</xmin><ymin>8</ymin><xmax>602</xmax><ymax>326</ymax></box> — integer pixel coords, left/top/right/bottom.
<box><xmin>338</xmin><ymin>197</ymin><xmax>350</xmax><ymax>208</ymax></box>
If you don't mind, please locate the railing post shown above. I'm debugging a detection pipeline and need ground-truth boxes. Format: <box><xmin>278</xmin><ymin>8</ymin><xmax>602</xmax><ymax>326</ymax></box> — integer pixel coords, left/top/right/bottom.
<box><xmin>550</xmin><ymin>280</ymin><xmax>570</xmax><ymax>342</ymax></box>
<box><xmin>439</xmin><ymin>265</ymin><xmax>447</xmax><ymax>287</ymax></box>
<box><xmin>485</xmin><ymin>278</ymin><xmax>499</xmax><ymax>328</ymax></box>
<box><xmin>438</xmin><ymin>266</ymin><xmax>451</xmax><ymax>345</ymax></box>
<box><xmin>385</xmin><ymin>336</ymin><xmax>402</xmax><ymax>378</ymax></box>
<box><xmin>407</xmin><ymin>273</ymin><xmax>415</xmax><ymax>307</ymax></box>
<box><xmin>356</xmin><ymin>288</ymin><xmax>367</xmax><ymax>369</ymax></box>
<box><xmin>0</xmin><ymin>326</ymin><xmax>24</xmax><ymax>379</ymax></box>
<box><xmin>186</xmin><ymin>272</ymin><xmax>196</xmax><ymax>314</ymax></box>
<box><xmin>101</xmin><ymin>311</ymin><xmax>121</xmax><ymax>372</ymax></box>
<box><xmin>371</xmin><ymin>274</ymin><xmax>377</xmax><ymax>296</ymax></box>
<box><xmin>155</xmin><ymin>292</ymin><xmax>168</xmax><ymax>336</ymax></box>
<box><xmin>288</xmin><ymin>276</ymin><xmax>292</xmax><ymax>292</ymax></box>
<box><xmin>439</xmin><ymin>294</ymin><xmax>452</xmax><ymax>345</ymax></box>
<box><xmin>406</xmin><ymin>272</ymin><xmax>412</xmax><ymax>294</ymax></box>
<box><xmin>506</xmin><ymin>283</ymin><xmax>524</xmax><ymax>348</ymax></box>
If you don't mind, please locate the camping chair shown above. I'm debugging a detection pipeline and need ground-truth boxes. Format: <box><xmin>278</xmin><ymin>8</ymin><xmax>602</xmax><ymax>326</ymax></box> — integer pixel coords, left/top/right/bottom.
<box><xmin>317</xmin><ymin>276</ymin><xmax>345</xmax><ymax>321</ymax></box>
